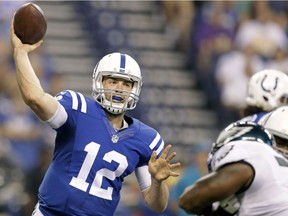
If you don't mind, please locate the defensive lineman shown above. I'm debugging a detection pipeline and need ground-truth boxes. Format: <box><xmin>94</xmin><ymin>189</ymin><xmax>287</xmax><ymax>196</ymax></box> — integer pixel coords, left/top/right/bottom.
<box><xmin>179</xmin><ymin>121</ymin><xmax>288</xmax><ymax>216</ymax></box>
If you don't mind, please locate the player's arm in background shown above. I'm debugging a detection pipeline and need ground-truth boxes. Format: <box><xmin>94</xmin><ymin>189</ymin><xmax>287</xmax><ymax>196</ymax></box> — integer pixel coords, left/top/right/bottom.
<box><xmin>179</xmin><ymin>162</ymin><xmax>254</xmax><ymax>215</ymax></box>
<box><xmin>10</xmin><ymin>19</ymin><xmax>58</xmax><ymax>121</ymax></box>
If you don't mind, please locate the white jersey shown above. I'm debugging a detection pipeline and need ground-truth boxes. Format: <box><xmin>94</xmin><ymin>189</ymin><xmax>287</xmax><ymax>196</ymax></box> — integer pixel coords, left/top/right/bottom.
<box><xmin>209</xmin><ymin>140</ymin><xmax>288</xmax><ymax>216</ymax></box>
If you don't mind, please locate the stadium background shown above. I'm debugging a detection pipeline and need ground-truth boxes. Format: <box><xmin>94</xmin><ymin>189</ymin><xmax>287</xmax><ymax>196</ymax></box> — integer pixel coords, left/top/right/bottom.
<box><xmin>0</xmin><ymin>1</ymin><xmax>287</xmax><ymax>215</ymax></box>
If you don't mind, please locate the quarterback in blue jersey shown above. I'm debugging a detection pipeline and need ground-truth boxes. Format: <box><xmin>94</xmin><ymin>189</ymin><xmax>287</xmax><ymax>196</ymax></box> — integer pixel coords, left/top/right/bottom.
<box><xmin>11</xmin><ymin>20</ymin><xmax>180</xmax><ymax>215</ymax></box>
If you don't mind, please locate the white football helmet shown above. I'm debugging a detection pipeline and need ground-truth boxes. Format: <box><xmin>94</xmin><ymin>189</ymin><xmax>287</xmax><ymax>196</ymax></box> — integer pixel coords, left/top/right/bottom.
<box><xmin>92</xmin><ymin>52</ymin><xmax>143</xmax><ymax>114</ymax></box>
<box><xmin>246</xmin><ymin>69</ymin><xmax>288</xmax><ymax>111</ymax></box>
<box><xmin>261</xmin><ymin>106</ymin><xmax>288</xmax><ymax>158</ymax></box>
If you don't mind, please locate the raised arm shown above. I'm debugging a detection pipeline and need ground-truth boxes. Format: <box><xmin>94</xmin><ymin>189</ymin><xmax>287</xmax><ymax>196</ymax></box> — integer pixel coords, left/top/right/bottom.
<box><xmin>143</xmin><ymin>144</ymin><xmax>180</xmax><ymax>213</ymax></box>
<box><xmin>179</xmin><ymin>162</ymin><xmax>254</xmax><ymax>215</ymax></box>
<box><xmin>10</xmin><ymin>19</ymin><xmax>59</xmax><ymax>121</ymax></box>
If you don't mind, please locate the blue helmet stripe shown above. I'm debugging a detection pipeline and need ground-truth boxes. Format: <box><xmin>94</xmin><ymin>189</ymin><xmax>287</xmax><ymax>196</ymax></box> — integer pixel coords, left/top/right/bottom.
<box><xmin>120</xmin><ymin>53</ymin><xmax>126</xmax><ymax>73</ymax></box>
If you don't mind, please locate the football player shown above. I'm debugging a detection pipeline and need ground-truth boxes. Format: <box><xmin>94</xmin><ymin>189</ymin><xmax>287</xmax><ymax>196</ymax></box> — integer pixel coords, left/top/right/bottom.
<box><xmin>240</xmin><ymin>69</ymin><xmax>288</xmax><ymax>123</ymax></box>
<box><xmin>10</xmin><ymin>20</ymin><xmax>180</xmax><ymax>215</ymax></box>
<box><xmin>179</xmin><ymin>121</ymin><xmax>288</xmax><ymax>216</ymax></box>
<box><xmin>209</xmin><ymin>69</ymin><xmax>288</xmax><ymax>215</ymax></box>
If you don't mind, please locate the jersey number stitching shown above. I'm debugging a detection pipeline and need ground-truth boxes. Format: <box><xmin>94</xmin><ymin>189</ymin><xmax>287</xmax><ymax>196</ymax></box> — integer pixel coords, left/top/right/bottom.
<box><xmin>69</xmin><ymin>142</ymin><xmax>128</xmax><ymax>200</ymax></box>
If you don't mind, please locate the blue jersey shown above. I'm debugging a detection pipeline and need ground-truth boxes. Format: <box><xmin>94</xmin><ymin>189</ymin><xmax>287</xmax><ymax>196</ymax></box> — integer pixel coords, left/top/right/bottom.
<box><xmin>38</xmin><ymin>90</ymin><xmax>164</xmax><ymax>216</ymax></box>
<box><xmin>239</xmin><ymin>111</ymin><xmax>268</xmax><ymax>124</ymax></box>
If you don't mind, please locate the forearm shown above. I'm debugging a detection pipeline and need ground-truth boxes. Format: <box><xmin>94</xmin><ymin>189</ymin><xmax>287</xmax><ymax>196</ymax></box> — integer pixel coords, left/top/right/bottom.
<box><xmin>144</xmin><ymin>179</ymin><xmax>169</xmax><ymax>213</ymax></box>
<box><xmin>14</xmin><ymin>48</ymin><xmax>44</xmax><ymax>103</ymax></box>
<box><xmin>179</xmin><ymin>163</ymin><xmax>252</xmax><ymax>214</ymax></box>
<box><xmin>13</xmin><ymin>48</ymin><xmax>58</xmax><ymax>120</ymax></box>
<box><xmin>179</xmin><ymin>182</ymin><xmax>215</xmax><ymax>214</ymax></box>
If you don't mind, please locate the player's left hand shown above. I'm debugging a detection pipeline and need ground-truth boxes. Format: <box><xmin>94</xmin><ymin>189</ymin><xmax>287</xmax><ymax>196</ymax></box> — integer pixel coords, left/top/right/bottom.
<box><xmin>148</xmin><ymin>144</ymin><xmax>181</xmax><ymax>182</ymax></box>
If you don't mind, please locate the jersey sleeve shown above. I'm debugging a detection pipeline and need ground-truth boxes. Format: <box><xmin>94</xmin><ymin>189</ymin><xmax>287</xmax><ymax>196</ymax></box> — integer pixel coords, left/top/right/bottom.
<box><xmin>137</xmin><ymin>129</ymin><xmax>165</xmax><ymax>168</ymax></box>
<box><xmin>134</xmin><ymin>125</ymin><xmax>165</xmax><ymax>191</ymax></box>
<box><xmin>210</xmin><ymin>141</ymin><xmax>250</xmax><ymax>171</ymax></box>
<box><xmin>45</xmin><ymin>102</ymin><xmax>68</xmax><ymax>129</ymax></box>
<box><xmin>135</xmin><ymin>165</ymin><xmax>151</xmax><ymax>192</ymax></box>
<box><xmin>53</xmin><ymin>90</ymin><xmax>88</xmax><ymax>128</ymax></box>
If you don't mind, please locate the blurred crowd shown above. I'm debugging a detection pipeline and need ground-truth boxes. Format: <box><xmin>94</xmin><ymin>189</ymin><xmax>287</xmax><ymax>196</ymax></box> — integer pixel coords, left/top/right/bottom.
<box><xmin>0</xmin><ymin>1</ymin><xmax>287</xmax><ymax>216</ymax></box>
<box><xmin>183</xmin><ymin>1</ymin><xmax>288</xmax><ymax>127</ymax></box>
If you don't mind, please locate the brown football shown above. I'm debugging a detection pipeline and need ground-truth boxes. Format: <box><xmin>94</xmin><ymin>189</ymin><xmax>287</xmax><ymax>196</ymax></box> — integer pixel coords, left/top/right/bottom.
<box><xmin>13</xmin><ymin>2</ymin><xmax>47</xmax><ymax>45</ymax></box>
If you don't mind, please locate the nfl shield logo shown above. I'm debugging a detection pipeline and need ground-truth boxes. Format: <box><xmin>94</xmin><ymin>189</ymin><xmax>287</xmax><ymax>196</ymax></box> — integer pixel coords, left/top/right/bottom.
<box><xmin>111</xmin><ymin>135</ymin><xmax>119</xmax><ymax>143</ymax></box>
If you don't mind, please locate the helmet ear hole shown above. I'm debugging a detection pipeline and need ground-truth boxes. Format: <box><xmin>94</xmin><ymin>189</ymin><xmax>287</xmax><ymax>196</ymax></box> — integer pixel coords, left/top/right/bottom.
<box><xmin>263</xmin><ymin>96</ymin><xmax>268</xmax><ymax>101</ymax></box>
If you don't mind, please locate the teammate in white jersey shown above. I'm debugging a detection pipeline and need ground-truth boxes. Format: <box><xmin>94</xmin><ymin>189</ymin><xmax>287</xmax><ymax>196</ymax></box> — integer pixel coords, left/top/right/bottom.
<box><xmin>10</xmin><ymin>19</ymin><xmax>181</xmax><ymax>216</ymax></box>
<box><xmin>239</xmin><ymin>69</ymin><xmax>288</xmax><ymax>124</ymax></box>
<box><xmin>179</xmin><ymin>121</ymin><xmax>288</xmax><ymax>216</ymax></box>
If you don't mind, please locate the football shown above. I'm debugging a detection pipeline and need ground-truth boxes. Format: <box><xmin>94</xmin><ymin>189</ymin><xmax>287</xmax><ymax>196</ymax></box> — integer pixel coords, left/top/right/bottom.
<box><xmin>13</xmin><ymin>2</ymin><xmax>47</xmax><ymax>45</ymax></box>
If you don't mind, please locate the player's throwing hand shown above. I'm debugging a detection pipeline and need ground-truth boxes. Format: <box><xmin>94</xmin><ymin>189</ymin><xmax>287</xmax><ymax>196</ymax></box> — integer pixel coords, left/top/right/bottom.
<box><xmin>10</xmin><ymin>19</ymin><xmax>43</xmax><ymax>53</ymax></box>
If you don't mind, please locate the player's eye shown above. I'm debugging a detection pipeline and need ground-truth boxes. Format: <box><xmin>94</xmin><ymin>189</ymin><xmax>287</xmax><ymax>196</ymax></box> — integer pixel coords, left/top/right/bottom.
<box><xmin>124</xmin><ymin>82</ymin><xmax>133</xmax><ymax>88</ymax></box>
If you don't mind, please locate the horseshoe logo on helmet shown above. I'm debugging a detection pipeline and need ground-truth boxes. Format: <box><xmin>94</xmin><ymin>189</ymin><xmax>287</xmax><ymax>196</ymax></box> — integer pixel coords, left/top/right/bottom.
<box><xmin>261</xmin><ymin>75</ymin><xmax>278</xmax><ymax>92</ymax></box>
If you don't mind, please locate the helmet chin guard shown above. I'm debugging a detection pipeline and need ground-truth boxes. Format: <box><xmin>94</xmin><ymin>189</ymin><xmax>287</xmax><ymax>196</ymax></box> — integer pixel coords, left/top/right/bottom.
<box><xmin>93</xmin><ymin>88</ymin><xmax>136</xmax><ymax>114</ymax></box>
<box><xmin>92</xmin><ymin>52</ymin><xmax>142</xmax><ymax>114</ymax></box>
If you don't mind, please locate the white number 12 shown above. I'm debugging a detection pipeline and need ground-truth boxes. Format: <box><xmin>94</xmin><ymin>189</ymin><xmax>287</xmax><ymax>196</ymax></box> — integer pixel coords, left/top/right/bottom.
<box><xmin>69</xmin><ymin>142</ymin><xmax>128</xmax><ymax>200</ymax></box>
